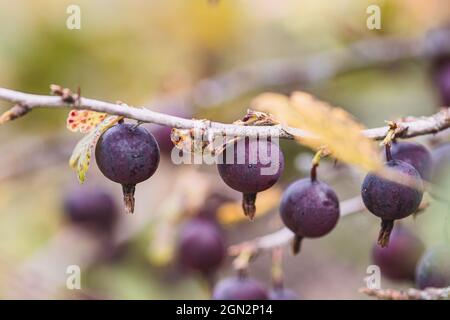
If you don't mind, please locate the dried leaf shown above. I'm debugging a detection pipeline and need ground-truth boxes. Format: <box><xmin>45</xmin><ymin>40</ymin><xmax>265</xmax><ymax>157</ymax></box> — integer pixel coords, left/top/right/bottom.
<box><xmin>69</xmin><ymin>115</ymin><xmax>123</xmax><ymax>183</ymax></box>
<box><xmin>251</xmin><ymin>92</ymin><xmax>382</xmax><ymax>172</ymax></box>
<box><xmin>171</xmin><ymin>127</ymin><xmax>210</xmax><ymax>154</ymax></box>
<box><xmin>233</xmin><ymin>109</ymin><xmax>278</xmax><ymax>126</ymax></box>
<box><xmin>66</xmin><ymin>109</ymin><xmax>107</xmax><ymax>133</ymax></box>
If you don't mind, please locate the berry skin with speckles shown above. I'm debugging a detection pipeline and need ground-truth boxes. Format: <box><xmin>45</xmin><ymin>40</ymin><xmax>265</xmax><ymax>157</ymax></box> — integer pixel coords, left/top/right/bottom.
<box><xmin>217</xmin><ymin>138</ymin><xmax>284</xmax><ymax>219</ymax></box>
<box><xmin>95</xmin><ymin>123</ymin><xmax>160</xmax><ymax>213</ymax></box>
<box><xmin>280</xmin><ymin>179</ymin><xmax>340</xmax><ymax>238</ymax></box>
<box><xmin>361</xmin><ymin>160</ymin><xmax>423</xmax><ymax>247</ymax></box>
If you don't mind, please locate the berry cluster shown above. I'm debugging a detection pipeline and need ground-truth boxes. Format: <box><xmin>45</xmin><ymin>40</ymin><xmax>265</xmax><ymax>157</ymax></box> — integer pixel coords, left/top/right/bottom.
<box><xmin>89</xmin><ymin>110</ymin><xmax>450</xmax><ymax>300</ymax></box>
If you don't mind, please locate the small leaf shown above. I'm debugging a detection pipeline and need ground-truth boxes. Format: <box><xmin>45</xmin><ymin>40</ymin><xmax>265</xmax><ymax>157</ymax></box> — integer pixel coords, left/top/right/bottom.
<box><xmin>171</xmin><ymin>127</ymin><xmax>209</xmax><ymax>154</ymax></box>
<box><xmin>66</xmin><ymin>109</ymin><xmax>108</xmax><ymax>133</ymax></box>
<box><xmin>69</xmin><ymin>115</ymin><xmax>123</xmax><ymax>183</ymax></box>
<box><xmin>251</xmin><ymin>92</ymin><xmax>383</xmax><ymax>172</ymax></box>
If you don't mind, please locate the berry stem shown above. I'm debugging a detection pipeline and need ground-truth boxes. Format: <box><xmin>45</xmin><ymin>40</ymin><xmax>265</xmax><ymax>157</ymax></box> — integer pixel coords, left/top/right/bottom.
<box><xmin>292</xmin><ymin>234</ymin><xmax>303</xmax><ymax>255</ymax></box>
<box><xmin>310</xmin><ymin>164</ymin><xmax>318</xmax><ymax>182</ymax></box>
<box><xmin>385</xmin><ymin>144</ymin><xmax>393</xmax><ymax>161</ymax></box>
<box><xmin>378</xmin><ymin>219</ymin><xmax>394</xmax><ymax>247</ymax></box>
<box><xmin>242</xmin><ymin>193</ymin><xmax>257</xmax><ymax>220</ymax></box>
<box><xmin>310</xmin><ymin>149</ymin><xmax>325</xmax><ymax>182</ymax></box>
<box><xmin>122</xmin><ymin>184</ymin><xmax>136</xmax><ymax>214</ymax></box>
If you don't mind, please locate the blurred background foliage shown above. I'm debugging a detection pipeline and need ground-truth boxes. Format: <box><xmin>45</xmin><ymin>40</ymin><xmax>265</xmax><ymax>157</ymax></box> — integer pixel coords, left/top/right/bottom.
<box><xmin>0</xmin><ymin>0</ymin><xmax>449</xmax><ymax>299</ymax></box>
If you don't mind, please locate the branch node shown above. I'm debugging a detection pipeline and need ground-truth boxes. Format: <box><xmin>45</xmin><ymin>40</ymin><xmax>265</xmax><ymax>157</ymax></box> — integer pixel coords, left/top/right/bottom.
<box><xmin>50</xmin><ymin>84</ymin><xmax>80</xmax><ymax>104</ymax></box>
<box><xmin>0</xmin><ymin>103</ymin><xmax>30</xmax><ymax>124</ymax></box>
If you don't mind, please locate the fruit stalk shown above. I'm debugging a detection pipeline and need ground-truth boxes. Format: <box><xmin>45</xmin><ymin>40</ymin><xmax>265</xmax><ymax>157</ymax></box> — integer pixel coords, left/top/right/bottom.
<box><xmin>377</xmin><ymin>219</ymin><xmax>394</xmax><ymax>247</ymax></box>
<box><xmin>242</xmin><ymin>193</ymin><xmax>257</xmax><ymax>220</ymax></box>
<box><xmin>122</xmin><ymin>184</ymin><xmax>136</xmax><ymax>214</ymax></box>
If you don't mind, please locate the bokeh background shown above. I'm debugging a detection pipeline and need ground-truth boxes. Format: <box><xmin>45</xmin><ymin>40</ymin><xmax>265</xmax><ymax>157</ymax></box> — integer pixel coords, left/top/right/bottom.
<box><xmin>0</xmin><ymin>0</ymin><xmax>449</xmax><ymax>299</ymax></box>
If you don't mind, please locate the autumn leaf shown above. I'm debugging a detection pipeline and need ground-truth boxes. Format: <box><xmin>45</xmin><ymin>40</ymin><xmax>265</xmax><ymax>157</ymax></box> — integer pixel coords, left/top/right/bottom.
<box><xmin>251</xmin><ymin>91</ymin><xmax>383</xmax><ymax>172</ymax></box>
<box><xmin>66</xmin><ymin>109</ymin><xmax>107</xmax><ymax>133</ymax></box>
<box><xmin>69</xmin><ymin>115</ymin><xmax>123</xmax><ymax>183</ymax></box>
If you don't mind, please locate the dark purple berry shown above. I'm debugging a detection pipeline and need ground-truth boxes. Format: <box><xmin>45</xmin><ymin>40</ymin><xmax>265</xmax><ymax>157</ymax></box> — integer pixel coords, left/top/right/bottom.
<box><xmin>424</xmin><ymin>25</ymin><xmax>450</xmax><ymax>62</ymax></box>
<box><xmin>280</xmin><ymin>178</ymin><xmax>340</xmax><ymax>253</ymax></box>
<box><xmin>95</xmin><ymin>123</ymin><xmax>160</xmax><ymax>213</ymax></box>
<box><xmin>63</xmin><ymin>186</ymin><xmax>118</xmax><ymax>231</ymax></box>
<box><xmin>416</xmin><ymin>246</ymin><xmax>450</xmax><ymax>289</ymax></box>
<box><xmin>212</xmin><ymin>276</ymin><xmax>268</xmax><ymax>300</ymax></box>
<box><xmin>388</xmin><ymin>142</ymin><xmax>432</xmax><ymax>180</ymax></box>
<box><xmin>431</xmin><ymin>143</ymin><xmax>450</xmax><ymax>185</ymax></box>
<box><xmin>268</xmin><ymin>287</ymin><xmax>299</xmax><ymax>300</ymax></box>
<box><xmin>197</xmin><ymin>192</ymin><xmax>233</xmax><ymax>220</ymax></box>
<box><xmin>372</xmin><ymin>224</ymin><xmax>424</xmax><ymax>281</ymax></box>
<box><xmin>177</xmin><ymin>218</ymin><xmax>226</xmax><ymax>274</ymax></box>
<box><xmin>217</xmin><ymin>138</ymin><xmax>284</xmax><ymax>219</ymax></box>
<box><xmin>434</xmin><ymin>60</ymin><xmax>450</xmax><ymax>107</ymax></box>
<box><xmin>361</xmin><ymin>160</ymin><xmax>423</xmax><ymax>247</ymax></box>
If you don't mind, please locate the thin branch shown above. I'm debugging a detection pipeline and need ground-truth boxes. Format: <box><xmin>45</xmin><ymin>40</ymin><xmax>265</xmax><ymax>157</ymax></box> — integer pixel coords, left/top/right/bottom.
<box><xmin>360</xmin><ymin>286</ymin><xmax>450</xmax><ymax>300</ymax></box>
<box><xmin>1</xmin><ymin>87</ymin><xmax>450</xmax><ymax>141</ymax></box>
<box><xmin>229</xmin><ymin>195</ymin><xmax>432</xmax><ymax>258</ymax></box>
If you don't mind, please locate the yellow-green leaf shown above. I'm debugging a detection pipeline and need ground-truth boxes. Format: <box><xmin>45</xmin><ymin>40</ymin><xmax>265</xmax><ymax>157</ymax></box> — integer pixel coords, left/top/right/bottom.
<box><xmin>69</xmin><ymin>115</ymin><xmax>123</xmax><ymax>183</ymax></box>
<box><xmin>251</xmin><ymin>91</ymin><xmax>382</xmax><ymax>172</ymax></box>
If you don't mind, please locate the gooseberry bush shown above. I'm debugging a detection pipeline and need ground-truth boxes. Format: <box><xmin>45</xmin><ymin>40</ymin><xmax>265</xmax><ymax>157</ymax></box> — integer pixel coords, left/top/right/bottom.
<box><xmin>1</xmin><ymin>29</ymin><xmax>450</xmax><ymax>301</ymax></box>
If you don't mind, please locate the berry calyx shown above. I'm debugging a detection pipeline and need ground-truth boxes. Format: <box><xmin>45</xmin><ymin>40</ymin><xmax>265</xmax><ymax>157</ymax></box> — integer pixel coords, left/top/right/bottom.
<box><xmin>280</xmin><ymin>174</ymin><xmax>340</xmax><ymax>254</ymax></box>
<box><xmin>177</xmin><ymin>217</ymin><xmax>226</xmax><ymax>275</ymax></box>
<box><xmin>212</xmin><ymin>275</ymin><xmax>269</xmax><ymax>300</ymax></box>
<box><xmin>361</xmin><ymin>158</ymin><xmax>423</xmax><ymax>247</ymax></box>
<box><xmin>372</xmin><ymin>224</ymin><xmax>424</xmax><ymax>281</ymax></box>
<box><xmin>415</xmin><ymin>246</ymin><xmax>450</xmax><ymax>289</ymax></box>
<box><xmin>217</xmin><ymin>138</ymin><xmax>284</xmax><ymax>220</ymax></box>
<box><xmin>95</xmin><ymin>123</ymin><xmax>160</xmax><ymax>214</ymax></box>
<box><xmin>63</xmin><ymin>186</ymin><xmax>118</xmax><ymax>232</ymax></box>
<box><xmin>389</xmin><ymin>142</ymin><xmax>432</xmax><ymax>180</ymax></box>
